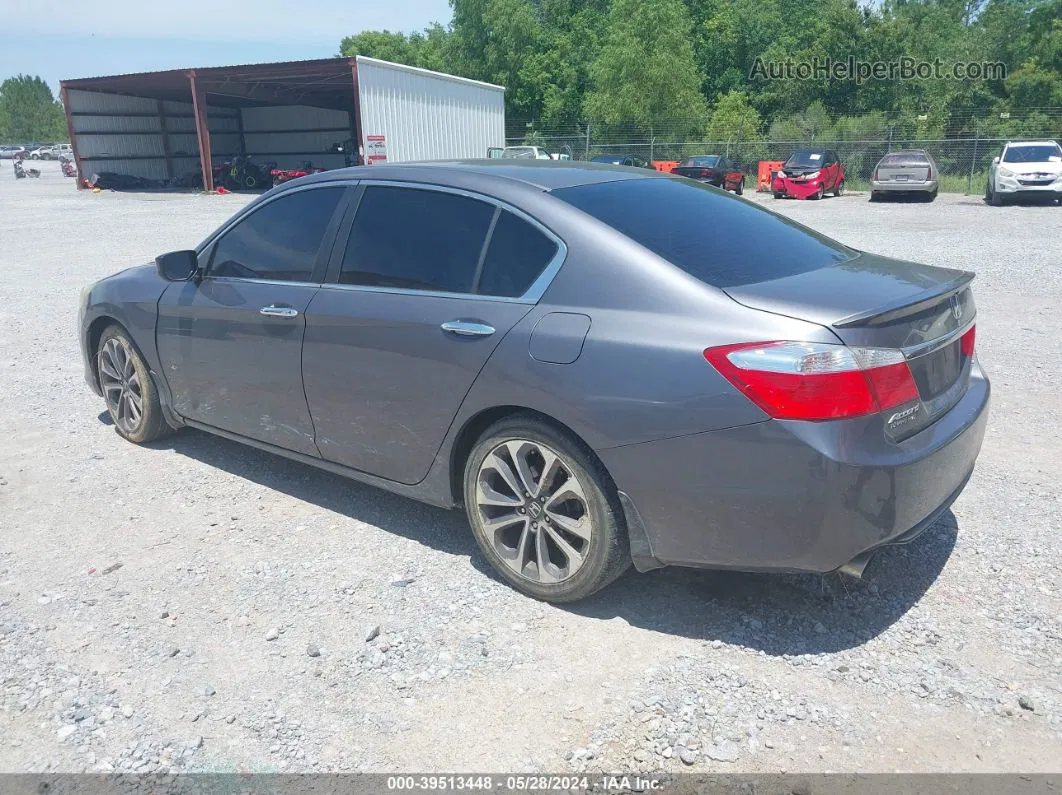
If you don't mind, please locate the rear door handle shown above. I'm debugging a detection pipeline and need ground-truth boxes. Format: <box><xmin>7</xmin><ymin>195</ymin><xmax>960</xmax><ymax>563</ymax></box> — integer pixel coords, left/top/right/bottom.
<box><xmin>441</xmin><ymin>320</ymin><xmax>495</xmax><ymax>337</ymax></box>
<box><xmin>260</xmin><ymin>305</ymin><xmax>299</xmax><ymax>318</ymax></box>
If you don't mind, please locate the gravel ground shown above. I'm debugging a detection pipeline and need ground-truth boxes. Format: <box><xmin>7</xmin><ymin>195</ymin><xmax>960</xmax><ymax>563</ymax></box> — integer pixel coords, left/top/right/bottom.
<box><xmin>1</xmin><ymin>163</ymin><xmax>1060</xmax><ymax>775</ymax></box>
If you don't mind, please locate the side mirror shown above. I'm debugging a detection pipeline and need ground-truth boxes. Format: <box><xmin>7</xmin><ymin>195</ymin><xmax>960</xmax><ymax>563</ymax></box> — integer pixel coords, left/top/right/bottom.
<box><xmin>155</xmin><ymin>250</ymin><xmax>198</xmax><ymax>281</ymax></box>
<box><xmin>992</xmin><ymin>156</ymin><xmax>1000</xmax><ymax>165</ymax></box>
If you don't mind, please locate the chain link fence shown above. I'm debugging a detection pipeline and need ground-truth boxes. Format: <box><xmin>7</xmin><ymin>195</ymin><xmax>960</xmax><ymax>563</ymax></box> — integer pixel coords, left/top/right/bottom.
<box><xmin>506</xmin><ymin>112</ymin><xmax>1062</xmax><ymax>193</ymax></box>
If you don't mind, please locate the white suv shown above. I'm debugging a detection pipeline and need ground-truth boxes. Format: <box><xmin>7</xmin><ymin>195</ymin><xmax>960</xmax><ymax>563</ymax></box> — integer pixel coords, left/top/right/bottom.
<box><xmin>986</xmin><ymin>140</ymin><xmax>1062</xmax><ymax>205</ymax></box>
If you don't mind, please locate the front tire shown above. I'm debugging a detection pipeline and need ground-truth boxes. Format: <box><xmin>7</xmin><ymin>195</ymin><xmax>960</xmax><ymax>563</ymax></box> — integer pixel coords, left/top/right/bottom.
<box><xmin>97</xmin><ymin>326</ymin><xmax>172</xmax><ymax>444</ymax></box>
<box><xmin>773</xmin><ymin>191</ymin><xmax>784</xmax><ymax>199</ymax></box>
<box><xmin>814</xmin><ymin>184</ymin><xmax>825</xmax><ymax>200</ymax></box>
<box><xmin>463</xmin><ymin>416</ymin><xmax>630</xmax><ymax>603</ymax></box>
<box><xmin>987</xmin><ymin>182</ymin><xmax>1003</xmax><ymax>206</ymax></box>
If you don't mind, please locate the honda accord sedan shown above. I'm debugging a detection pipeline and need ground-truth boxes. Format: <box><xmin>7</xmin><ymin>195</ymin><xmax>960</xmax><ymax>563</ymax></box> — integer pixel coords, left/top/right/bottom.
<box><xmin>79</xmin><ymin>161</ymin><xmax>989</xmax><ymax>602</ymax></box>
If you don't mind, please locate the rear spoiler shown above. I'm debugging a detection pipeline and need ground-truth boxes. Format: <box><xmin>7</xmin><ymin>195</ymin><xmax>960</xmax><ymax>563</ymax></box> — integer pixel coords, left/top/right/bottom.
<box><xmin>833</xmin><ymin>271</ymin><xmax>975</xmax><ymax>328</ymax></box>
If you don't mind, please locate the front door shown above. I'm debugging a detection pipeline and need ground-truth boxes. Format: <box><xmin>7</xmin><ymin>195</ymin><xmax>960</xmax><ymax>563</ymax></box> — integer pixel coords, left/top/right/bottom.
<box><xmin>302</xmin><ymin>184</ymin><xmax>563</xmax><ymax>484</ymax></box>
<box><xmin>156</xmin><ymin>184</ymin><xmax>349</xmax><ymax>455</ymax></box>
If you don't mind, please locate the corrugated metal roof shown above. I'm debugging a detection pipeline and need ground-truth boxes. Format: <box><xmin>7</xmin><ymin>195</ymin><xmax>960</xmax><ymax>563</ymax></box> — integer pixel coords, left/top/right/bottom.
<box><xmin>355</xmin><ymin>56</ymin><xmax>505</xmax><ymax>93</ymax></box>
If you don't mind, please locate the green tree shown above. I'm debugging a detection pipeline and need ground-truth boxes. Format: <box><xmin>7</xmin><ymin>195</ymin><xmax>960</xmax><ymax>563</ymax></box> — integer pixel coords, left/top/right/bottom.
<box><xmin>339</xmin><ymin>30</ymin><xmax>419</xmax><ymax>63</ymax></box>
<box><xmin>706</xmin><ymin>90</ymin><xmax>762</xmax><ymax>140</ymax></box>
<box><xmin>583</xmin><ymin>0</ymin><xmax>708</xmax><ymax>128</ymax></box>
<box><xmin>0</xmin><ymin>75</ymin><xmax>67</xmax><ymax>143</ymax></box>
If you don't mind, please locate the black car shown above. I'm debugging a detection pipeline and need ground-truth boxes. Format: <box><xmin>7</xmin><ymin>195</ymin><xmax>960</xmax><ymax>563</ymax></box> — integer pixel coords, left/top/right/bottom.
<box><xmin>590</xmin><ymin>154</ymin><xmax>653</xmax><ymax>169</ymax></box>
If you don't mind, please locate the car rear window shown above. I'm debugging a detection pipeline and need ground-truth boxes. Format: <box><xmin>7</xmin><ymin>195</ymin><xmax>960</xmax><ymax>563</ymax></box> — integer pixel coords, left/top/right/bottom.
<box><xmin>553</xmin><ymin>178</ymin><xmax>854</xmax><ymax>288</ymax></box>
<box><xmin>880</xmin><ymin>152</ymin><xmax>930</xmax><ymax>166</ymax></box>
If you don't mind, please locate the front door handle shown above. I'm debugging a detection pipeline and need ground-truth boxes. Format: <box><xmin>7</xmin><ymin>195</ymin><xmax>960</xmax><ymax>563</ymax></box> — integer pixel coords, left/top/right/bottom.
<box><xmin>441</xmin><ymin>320</ymin><xmax>495</xmax><ymax>337</ymax></box>
<box><xmin>260</xmin><ymin>305</ymin><xmax>299</xmax><ymax>318</ymax></box>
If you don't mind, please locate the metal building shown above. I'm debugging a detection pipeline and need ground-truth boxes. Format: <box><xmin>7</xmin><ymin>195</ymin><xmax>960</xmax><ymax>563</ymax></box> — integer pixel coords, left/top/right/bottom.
<box><xmin>60</xmin><ymin>56</ymin><xmax>506</xmax><ymax>191</ymax></box>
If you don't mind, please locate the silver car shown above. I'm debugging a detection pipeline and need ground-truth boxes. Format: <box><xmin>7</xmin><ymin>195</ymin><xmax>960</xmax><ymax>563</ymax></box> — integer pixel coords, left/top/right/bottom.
<box><xmin>870</xmin><ymin>150</ymin><xmax>939</xmax><ymax>201</ymax></box>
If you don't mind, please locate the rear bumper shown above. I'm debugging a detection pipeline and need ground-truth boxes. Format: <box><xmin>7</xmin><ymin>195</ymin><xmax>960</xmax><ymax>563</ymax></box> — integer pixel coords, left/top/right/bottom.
<box><xmin>601</xmin><ymin>364</ymin><xmax>990</xmax><ymax>574</ymax></box>
<box><xmin>871</xmin><ymin>179</ymin><xmax>937</xmax><ymax>193</ymax></box>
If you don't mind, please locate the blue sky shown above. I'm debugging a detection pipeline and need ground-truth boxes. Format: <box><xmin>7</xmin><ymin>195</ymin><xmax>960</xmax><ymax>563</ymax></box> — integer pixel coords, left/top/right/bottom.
<box><xmin>0</xmin><ymin>0</ymin><xmax>454</xmax><ymax>94</ymax></box>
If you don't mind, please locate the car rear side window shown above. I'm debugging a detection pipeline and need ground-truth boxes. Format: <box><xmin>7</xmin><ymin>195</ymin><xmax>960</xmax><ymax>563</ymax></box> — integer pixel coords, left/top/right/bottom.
<box><xmin>340</xmin><ymin>186</ymin><xmax>494</xmax><ymax>293</ymax></box>
<box><xmin>477</xmin><ymin>211</ymin><xmax>558</xmax><ymax>298</ymax></box>
<box><xmin>554</xmin><ymin>178</ymin><xmax>853</xmax><ymax>288</ymax></box>
<box><xmin>210</xmin><ymin>187</ymin><xmax>345</xmax><ymax>282</ymax></box>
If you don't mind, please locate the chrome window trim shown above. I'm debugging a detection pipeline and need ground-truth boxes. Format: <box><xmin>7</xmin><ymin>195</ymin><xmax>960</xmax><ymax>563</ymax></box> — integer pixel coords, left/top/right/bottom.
<box><xmin>329</xmin><ymin>179</ymin><xmax>569</xmax><ymax>304</ymax></box>
<box><xmin>902</xmin><ymin>317</ymin><xmax>976</xmax><ymax>360</ymax></box>
<box><xmin>202</xmin><ymin>276</ymin><xmax>322</xmax><ymax>289</ymax></box>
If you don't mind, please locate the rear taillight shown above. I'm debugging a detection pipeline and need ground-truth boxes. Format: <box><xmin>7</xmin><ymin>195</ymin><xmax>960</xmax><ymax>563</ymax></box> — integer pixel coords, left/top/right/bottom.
<box><xmin>961</xmin><ymin>324</ymin><xmax>976</xmax><ymax>356</ymax></box>
<box><xmin>874</xmin><ymin>169</ymin><xmax>879</xmax><ymax>180</ymax></box>
<box><xmin>704</xmin><ymin>341</ymin><xmax>920</xmax><ymax>421</ymax></box>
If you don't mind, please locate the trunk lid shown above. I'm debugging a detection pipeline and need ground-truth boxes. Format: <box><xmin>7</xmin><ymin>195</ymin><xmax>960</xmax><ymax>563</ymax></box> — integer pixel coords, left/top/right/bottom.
<box><xmin>724</xmin><ymin>253</ymin><xmax>976</xmax><ymax>437</ymax></box>
<box><xmin>876</xmin><ymin>163</ymin><xmax>931</xmax><ymax>182</ymax></box>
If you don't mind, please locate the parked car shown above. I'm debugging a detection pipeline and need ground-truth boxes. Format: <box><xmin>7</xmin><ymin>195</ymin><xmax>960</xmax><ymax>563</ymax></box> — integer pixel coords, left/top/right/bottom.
<box><xmin>78</xmin><ymin>162</ymin><xmax>988</xmax><ymax>603</ymax></box>
<box><xmin>488</xmin><ymin>146</ymin><xmax>571</xmax><ymax>161</ymax></box>
<box><xmin>0</xmin><ymin>146</ymin><xmax>25</xmax><ymax>159</ymax></box>
<box><xmin>30</xmin><ymin>143</ymin><xmax>71</xmax><ymax>160</ymax></box>
<box><xmin>772</xmin><ymin>149</ymin><xmax>845</xmax><ymax>199</ymax></box>
<box><xmin>590</xmin><ymin>154</ymin><xmax>652</xmax><ymax>169</ymax></box>
<box><xmin>985</xmin><ymin>140</ymin><xmax>1062</xmax><ymax>205</ymax></box>
<box><xmin>870</xmin><ymin>149</ymin><xmax>939</xmax><ymax>201</ymax></box>
<box><xmin>671</xmin><ymin>155</ymin><xmax>746</xmax><ymax>194</ymax></box>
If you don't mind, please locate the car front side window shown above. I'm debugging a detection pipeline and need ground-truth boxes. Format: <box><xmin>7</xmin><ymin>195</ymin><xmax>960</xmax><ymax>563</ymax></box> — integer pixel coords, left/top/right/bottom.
<box><xmin>209</xmin><ymin>187</ymin><xmax>346</xmax><ymax>282</ymax></box>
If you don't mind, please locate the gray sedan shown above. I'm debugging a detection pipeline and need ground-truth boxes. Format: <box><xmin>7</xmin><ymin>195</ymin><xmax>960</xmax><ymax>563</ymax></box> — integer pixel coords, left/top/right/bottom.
<box><xmin>78</xmin><ymin>161</ymin><xmax>989</xmax><ymax>602</ymax></box>
<box><xmin>870</xmin><ymin>149</ymin><xmax>939</xmax><ymax>201</ymax></box>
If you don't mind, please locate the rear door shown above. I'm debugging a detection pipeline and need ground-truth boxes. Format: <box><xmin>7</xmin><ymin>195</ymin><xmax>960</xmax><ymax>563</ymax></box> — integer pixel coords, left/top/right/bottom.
<box><xmin>156</xmin><ymin>184</ymin><xmax>350</xmax><ymax>455</ymax></box>
<box><xmin>302</xmin><ymin>183</ymin><xmax>563</xmax><ymax>484</ymax></box>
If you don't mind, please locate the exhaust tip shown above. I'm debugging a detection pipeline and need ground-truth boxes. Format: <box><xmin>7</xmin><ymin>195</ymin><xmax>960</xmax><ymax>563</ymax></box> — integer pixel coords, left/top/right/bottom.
<box><xmin>837</xmin><ymin>551</ymin><xmax>874</xmax><ymax>580</ymax></box>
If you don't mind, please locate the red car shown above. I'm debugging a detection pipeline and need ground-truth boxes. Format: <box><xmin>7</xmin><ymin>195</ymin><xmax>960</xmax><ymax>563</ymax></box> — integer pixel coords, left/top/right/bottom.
<box><xmin>772</xmin><ymin>149</ymin><xmax>845</xmax><ymax>199</ymax></box>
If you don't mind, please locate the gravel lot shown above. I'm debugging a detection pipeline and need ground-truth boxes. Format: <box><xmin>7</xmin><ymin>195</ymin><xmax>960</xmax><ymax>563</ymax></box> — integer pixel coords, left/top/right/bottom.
<box><xmin>1</xmin><ymin>162</ymin><xmax>1060</xmax><ymax>775</ymax></box>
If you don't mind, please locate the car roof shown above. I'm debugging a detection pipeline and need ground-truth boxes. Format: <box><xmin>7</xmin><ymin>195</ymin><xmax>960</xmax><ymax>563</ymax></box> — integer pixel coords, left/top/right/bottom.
<box><xmin>1005</xmin><ymin>140</ymin><xmax>1059</xmax><ymax>147</ymax></box>
<box><xmin>294</xmin><ymin>159</ymin><xmax>668</xmax><ymax>192</ymax></box>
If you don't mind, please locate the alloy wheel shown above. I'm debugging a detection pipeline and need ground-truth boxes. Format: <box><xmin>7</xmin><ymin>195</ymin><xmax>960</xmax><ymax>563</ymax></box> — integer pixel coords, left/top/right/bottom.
<box><xmin>475</xmin><ymin>439</ymin><xmax>593</xmax><ymax>584</ymax></box>
<box><xmin>98</xmin><ymin>338</ymin><xmax>144</xmax><ymax>434</ymax></box>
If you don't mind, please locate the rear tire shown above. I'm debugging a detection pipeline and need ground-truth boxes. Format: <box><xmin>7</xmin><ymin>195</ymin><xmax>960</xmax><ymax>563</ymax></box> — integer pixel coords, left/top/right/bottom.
<box><xmin>833</xmin><ymin>180</ymin><xmax>845</xmax><ymax>197</ymax></box>
<box><xmin>773</xmin><ymin>191</ymin><xmax>783</xmax><ymax>199</ymax></box>
<box><xmin>463</xmin><ymin>415</ymin><xmax>630</xmax><ymax>603</ymax></box>
<box><xmin>97</xmin><ymin>326</ymin><xmax>173</xmax><ymax>444</ymax></box>
<box><xmin>925</xmin><ymin>188</ymin><xmax>938</xmax><ymax>202</ymax></box>
<box><xmin>869</xmin><ymin>191</ymin><xmax>880</xmax><ymax>202</ymax></box>
<box><xmin>735</xmin><ymin>179</ymin><xmax>743</xmax><ymax>195</ymax></box>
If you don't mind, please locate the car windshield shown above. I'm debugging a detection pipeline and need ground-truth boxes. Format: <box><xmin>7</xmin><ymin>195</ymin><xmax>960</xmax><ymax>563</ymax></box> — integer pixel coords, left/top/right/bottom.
<box><xmin>686</xmin><ymin>156</ymin><xmax>720</xmax><ymax>167</ymax></box>
<box><xmin>554</xmin><ymin>178</ymin><xmax>854</xmax><ymax>289</ymax></box>
<box><xmin>785</xmin><ymin>151</ymin><xmax>826</xmax><ymax>168</ymax></box>
<box><xmin>501</xmin><ymin>147</ymin><xmax>538</xmax><ymax>159</ymax></box>
<box><xmin>1003</xmin><ymin>144</ymin><xmax>1062</xmax><ymax>163</ymax></box>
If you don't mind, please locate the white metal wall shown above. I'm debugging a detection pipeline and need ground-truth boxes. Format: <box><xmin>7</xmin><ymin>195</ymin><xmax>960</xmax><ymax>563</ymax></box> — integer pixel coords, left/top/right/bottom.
<box><xmin>240</xmin><ymin>105</ymin><xmax>352</xmax><ymax>170</ymax></box>
<box><xmin>67</xmin><ymin>88</ymin><xmax>238</xmax><ymax>181</ymax></box>
<box><xmin>355</xmin><ymin>56</ymin><xmax>505</xmax><ymax>163</ymax></box>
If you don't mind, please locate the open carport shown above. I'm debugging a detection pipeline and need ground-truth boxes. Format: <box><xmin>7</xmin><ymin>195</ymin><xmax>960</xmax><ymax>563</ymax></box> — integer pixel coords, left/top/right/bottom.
<box><xmin>60</xmin><ymin>56</ymin><xmax>505</xmax><ymax>191</ymax></box>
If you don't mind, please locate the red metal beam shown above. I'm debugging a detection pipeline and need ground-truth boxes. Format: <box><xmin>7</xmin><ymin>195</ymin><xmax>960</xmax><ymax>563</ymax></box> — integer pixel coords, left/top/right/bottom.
<box><xmin>188</xmin><ymin>71</ymin><xmax>214</xmax><ymax>192</ymax></box>
<box><xmin>58</xmin><ymin>82</ymin><xmax>86</xmax><ymax>188</ymax></box>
